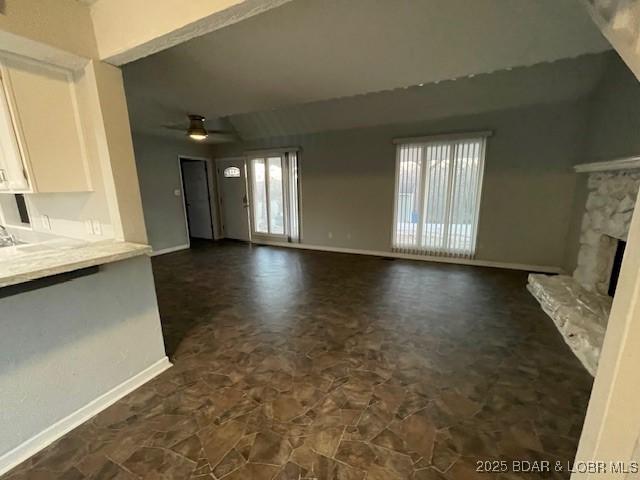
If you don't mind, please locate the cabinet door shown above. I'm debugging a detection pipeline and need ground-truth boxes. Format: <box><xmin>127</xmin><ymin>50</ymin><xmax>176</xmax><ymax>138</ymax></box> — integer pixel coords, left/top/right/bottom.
<box><xmin>1</xmin><ymin>56</ymin><xmax>90</xmax><ymax>193</ymax></box>
<box><xmin>0</xmin><ymin>146</ymin><xmax>8</xmax><ymax>191</ymax></box>
<box><xmin>0</xmin><ymin>76</ymin><xmax>28</xmax><ymax>191</ymax></box>
<box><xmin>0</xmin><ymin>164</ymin><xmax>8</xmax><ymax>191</ymax></box>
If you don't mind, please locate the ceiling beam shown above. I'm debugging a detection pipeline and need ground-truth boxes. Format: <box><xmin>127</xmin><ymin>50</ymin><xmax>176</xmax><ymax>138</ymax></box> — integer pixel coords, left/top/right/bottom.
<box><xmin>89</xmin><ymin>0</ymin><xmax>294</xmax><ymax>66</ymax></box>
<box><xmin>581</xmin><ymin>0</ymin><xmax>640</xmax><ymax>80</ymax></box>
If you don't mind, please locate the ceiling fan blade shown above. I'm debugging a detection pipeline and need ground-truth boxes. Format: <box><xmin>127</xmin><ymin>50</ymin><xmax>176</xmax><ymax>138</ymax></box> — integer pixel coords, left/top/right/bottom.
<box><xmin>161</xmin><ymin>116</ymin><xmax>239</xmax><ymax>142</ymax></box>
<box><xmin>206</xmin><ymin>129</ymin><xmax>235</xmax><ymax>134</ymax></box>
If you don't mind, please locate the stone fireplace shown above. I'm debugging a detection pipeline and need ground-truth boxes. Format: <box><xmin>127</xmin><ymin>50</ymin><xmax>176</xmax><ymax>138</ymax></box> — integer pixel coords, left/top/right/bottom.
<box><xmin>573</xmin><ymin>170</ymin><xmax>639</xmax><ymax>294</ymax></box>
<box><xmin>528</xmin><ymin>162</ymin><xmax>640</xmax><ymax>376</ymax></box>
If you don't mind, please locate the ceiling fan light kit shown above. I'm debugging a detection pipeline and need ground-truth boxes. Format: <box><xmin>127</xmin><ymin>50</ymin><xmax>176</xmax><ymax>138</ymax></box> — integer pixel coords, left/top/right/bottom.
<box><xmin>187</xmin><ymin>114</ymin><xmax>208</xmax><ymax>141</ymax></box>
<box><xmin>163</xmin><ymin>114</ymin><xmax>236</xmax><ymax>142</ymax></box>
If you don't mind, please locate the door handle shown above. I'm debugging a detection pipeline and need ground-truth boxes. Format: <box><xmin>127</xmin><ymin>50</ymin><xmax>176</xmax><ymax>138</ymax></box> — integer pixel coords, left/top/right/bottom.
<box><xmin>242</xmin><ymin>194</ymin><xmax>249</xmax><ymax>208</ymax></box>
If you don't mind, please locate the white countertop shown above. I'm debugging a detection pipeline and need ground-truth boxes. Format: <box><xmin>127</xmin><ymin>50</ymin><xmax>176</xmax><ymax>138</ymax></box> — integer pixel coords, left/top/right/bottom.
<box><xmin>0</xmin><ymin>239</ymin><xmax>151</xmax><ymax>288</ymax></box>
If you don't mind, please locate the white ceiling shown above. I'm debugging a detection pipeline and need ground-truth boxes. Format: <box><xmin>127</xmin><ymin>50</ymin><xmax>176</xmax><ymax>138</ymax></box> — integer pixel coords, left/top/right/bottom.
<box><xmin>122</xmin><ymin>0</ymin><xmax>611</xmax><ymax>138</ymax></box>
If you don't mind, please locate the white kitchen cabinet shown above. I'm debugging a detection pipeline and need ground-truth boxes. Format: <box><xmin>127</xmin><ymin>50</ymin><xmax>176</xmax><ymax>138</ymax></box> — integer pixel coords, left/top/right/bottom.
<box><xmin>0</xmin><ymin>76</ymin><xmax>28</xmax><ymax>192</ymax></box>
<box><xmin>0</xmin><ymin>54</ymin><xmax>91</xmax><ymax>193</ymax></box>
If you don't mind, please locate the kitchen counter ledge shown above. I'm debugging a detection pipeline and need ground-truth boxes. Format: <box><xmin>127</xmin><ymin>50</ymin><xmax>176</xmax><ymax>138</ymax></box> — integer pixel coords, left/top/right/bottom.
<box><xmin>0</xmin><ymin>240</ymin><xmax>151</xmax><ymax>289</ymax></box>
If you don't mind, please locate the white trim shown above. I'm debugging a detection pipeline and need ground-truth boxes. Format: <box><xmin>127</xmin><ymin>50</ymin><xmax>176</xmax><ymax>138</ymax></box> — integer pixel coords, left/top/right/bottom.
<box><xmin>574</xmin><ymin>156</ymin><xmax>640</xmax><ymax>173</ymax></box>
<box><xmin>0</xmin><ymin>357</ymin><xmax>172</xmax><ymax>476</ymax></box>
<box><xmin>176</xmin><ymin>156</ymin><xmax>192</xmax><ymax>247</ymax></box>
<box><xmin>393</xmin><ymin>130</ymin><xmax>493</xmax><ymax>145</ymax></box>
<box><xmin>0</xmin><ymin>31</ymin><xmax>89</xmax><ymax>72</ymax></box>
<box><xmin>252</xmin><ymin>240</ymin><xmax>564</xmax><ymax>274</ymax></box>
<box><xmin>296</xmin><ymin>156</ymin><xmax>304</xmax><ymax>242</ymax></box>
<box><xmin>150</xmin><ymin>243</ymin><xmax>190</xmax><ymax>256</ymax></box>
<box><xmin>473</xmin><ymin>138</ymin><xmax>488</xmax><ymax>256</ymax></box>
<box><xmin>247</xmin><ymin>155</ymin><xmax>296</xmax><ymax>241</ymax></box>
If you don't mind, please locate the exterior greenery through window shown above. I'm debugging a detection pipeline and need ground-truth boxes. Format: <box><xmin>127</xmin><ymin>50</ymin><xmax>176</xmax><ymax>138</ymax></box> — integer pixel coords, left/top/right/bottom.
<box><xmin>392</xmin><ymin>134</ymin><xmax>488</xmax><ymax>258</ymax></box>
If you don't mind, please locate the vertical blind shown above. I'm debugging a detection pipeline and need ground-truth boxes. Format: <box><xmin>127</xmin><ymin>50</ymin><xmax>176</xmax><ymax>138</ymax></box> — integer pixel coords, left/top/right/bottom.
<box><xmin>392</xmin><ymin>135</ymin><xmax>487</xmax><ymax>258</ymax></box>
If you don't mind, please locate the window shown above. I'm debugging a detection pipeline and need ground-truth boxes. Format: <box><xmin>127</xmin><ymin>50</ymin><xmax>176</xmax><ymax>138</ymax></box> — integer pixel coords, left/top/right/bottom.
<box><xmin>223</xmin><ymin>166</ymin><xmax>240</xmax><ymax>178</ymax></box>
<box><xmin>0</xmin><ymin>192</ymin><xmax>31</xmax><ymax>227</ymax></box>
<box><xmin>15</xmin><ymin>194</ymin><xmax>30</xmax><ymax>225</ymax></box>
<box><xmin>249</xmin><ymin>151</ymin><xmax>300</xmax><ymax>241</ymax></box>
<box><xmin>392</xmin><ymin>134</ymin><xmax>487</xmax><ymax>258</ymax></box>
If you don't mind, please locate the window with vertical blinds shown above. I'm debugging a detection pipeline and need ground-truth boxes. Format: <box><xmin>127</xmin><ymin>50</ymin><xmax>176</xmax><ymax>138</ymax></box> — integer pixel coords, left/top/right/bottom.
<box><xmin>392</xmin><ymin>134</ymin><xmax>488</xmax><ymax>258</ymax></box>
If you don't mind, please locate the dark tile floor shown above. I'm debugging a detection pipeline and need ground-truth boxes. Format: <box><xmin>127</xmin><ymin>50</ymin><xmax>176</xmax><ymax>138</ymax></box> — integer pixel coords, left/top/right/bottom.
<box><xmin>4</xmin><ymin>241</ymin><xmax>593</xmax><ymax>479</ymax></box>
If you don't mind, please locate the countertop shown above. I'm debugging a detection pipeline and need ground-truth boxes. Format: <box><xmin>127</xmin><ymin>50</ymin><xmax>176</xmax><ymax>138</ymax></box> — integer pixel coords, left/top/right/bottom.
<box><xmin>0</xmin><ymin>239</ymin><xmax>151</xmax><ymax>289</ymax></box>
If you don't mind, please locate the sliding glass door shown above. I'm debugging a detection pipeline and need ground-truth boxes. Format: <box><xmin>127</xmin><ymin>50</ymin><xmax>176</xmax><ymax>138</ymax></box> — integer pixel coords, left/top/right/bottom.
<box><xmin>248</xmin><ymin>152</ymin><xmax>300</xmax><ymax>242</ymax></box>
<box><xmin>391</xmin><ymin>135</ymin><xmax>487</xmax><ymax>258</ymax></box>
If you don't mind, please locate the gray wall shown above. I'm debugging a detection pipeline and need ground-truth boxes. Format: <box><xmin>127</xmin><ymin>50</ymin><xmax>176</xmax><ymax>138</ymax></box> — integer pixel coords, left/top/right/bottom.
<box><xmin>130</xmin><ymin>54</ymin><xmax>640</xmax><ymax>270</ymax></box>
<box><xmin>564</xmin><ymin>175</ymin><xmax>590</xmax><ymax>272</ymax></box>
<box><xmin>215</xmin><ymin>99</ymin><xmax>590</xmax><ymax>268</ymax></box>
<box><xmin>585</xmin><ymin>53</ymin><xmax>640</xmax><ymax>161</ymax></box>
<box><xmin>132</xmin><ymin>134</ymin><xmax>212</xmax><ymax>252</ymax></box>
<box><xmin>0</xmin><ymin>256</ymin><xmax>167</xmax><ymax>463</ymax></box>
<box><xmin>563</xmin><ymin>53</ymin><xmax>640</xmax><ymax>272</ymax></box>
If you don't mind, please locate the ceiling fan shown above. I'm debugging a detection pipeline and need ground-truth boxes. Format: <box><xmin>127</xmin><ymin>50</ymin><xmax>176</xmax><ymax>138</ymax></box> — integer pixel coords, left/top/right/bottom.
<box><xmin>163</xmin><ymin>114</ymin><xmax>237</xmax><ymax>142</ymax></box>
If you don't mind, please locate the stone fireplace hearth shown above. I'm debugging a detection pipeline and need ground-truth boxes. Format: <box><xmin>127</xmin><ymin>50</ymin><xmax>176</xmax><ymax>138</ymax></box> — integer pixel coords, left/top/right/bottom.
<box><xmin>528</xmin><ymin>162</ymin><xmax>640</xmax><ymax>376</ymax></box>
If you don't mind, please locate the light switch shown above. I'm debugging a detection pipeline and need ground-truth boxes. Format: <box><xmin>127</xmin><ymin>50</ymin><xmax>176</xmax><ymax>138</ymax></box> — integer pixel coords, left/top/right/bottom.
<box><xmin>85</xmin><ymin>220</ymin><xmax>93</xmax><ymax>234</ymax></box>
<box><xmin>174</xmin><ymin>189</ymin><xmax>181</xmax><ymax>197</ymax></box>
<box><xmin>92</xmin><ymin>220</ymin><xmax>102</xmax><ymax>235</ymax></box>
<box><xmin>41</xmin><ymin>215</ymin><xmax>51</xmax><ymax>231</ymax></box>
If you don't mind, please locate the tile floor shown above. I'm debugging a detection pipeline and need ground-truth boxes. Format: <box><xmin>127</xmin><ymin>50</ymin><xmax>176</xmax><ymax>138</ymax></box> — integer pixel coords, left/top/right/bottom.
<box><xmin>4</xmin><ymin>241</ymin><xmax>593</xmax><ymax>479</ymax></box>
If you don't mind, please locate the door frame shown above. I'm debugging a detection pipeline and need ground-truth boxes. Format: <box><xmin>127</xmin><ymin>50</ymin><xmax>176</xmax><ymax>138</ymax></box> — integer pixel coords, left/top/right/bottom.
<box><xmin>177</xmin><ymin>155</ymin><xmax>219</xmax><ymax>245</ymax></box>
<box><xmin>246</xmin><ymin>153</ymin><xmax>295</xmax><ymax>242</ymax></box>
<box><xmin>214</xmin><ymin>156</ymin><xmax>251</xmax><ymax>242</ymax></box>
<box><xmin>246</xmin><ymin>152</ymin><xmax>289</xmax><ymax>242</ymax></box>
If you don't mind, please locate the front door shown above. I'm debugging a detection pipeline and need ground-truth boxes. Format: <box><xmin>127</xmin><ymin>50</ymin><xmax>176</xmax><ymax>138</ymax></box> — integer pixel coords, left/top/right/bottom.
<box><xmin>180</xmin><ymin>159</ymin><xmax>214</xmax><ymax>240</ymax></box>
<box><xmin>216</xmin><ymin>158</ymin><xmax>250</xmax><ymax>241</ymax></box>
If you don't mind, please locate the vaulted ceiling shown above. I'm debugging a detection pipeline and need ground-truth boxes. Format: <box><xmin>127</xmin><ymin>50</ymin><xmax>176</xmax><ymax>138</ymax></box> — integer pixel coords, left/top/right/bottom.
<box><xmin>122</xmin><ymin>0</ymin><xmax>611</xmax><ymax>139</ymax></box>
<box><xmin>228</xmin><ymin>53</ymin><xmax>611</xmax><ymax>140</ymax></box>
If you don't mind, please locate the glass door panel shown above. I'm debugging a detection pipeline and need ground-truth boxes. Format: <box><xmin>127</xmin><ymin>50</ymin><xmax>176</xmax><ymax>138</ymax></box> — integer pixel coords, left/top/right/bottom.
<box><xmin>267</xmin><ymin>156</ymin><xmax>284</xmax><ymax>234</ymax></box>
<box><xmin>248</xmin><ymin>153</ymin><xmax>300</xmax><ymax>241</ymax></box>
<box><xmin>251</xmin><ymin>158</ymin><xmax>268</xmax><ymax>233</ymax></box>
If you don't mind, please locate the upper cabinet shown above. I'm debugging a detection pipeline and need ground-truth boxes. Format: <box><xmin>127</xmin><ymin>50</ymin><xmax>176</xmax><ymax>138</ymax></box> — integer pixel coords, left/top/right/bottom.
<box><xmin>0</xmin><ymin>74</ymin><xmax>28</xmax><ymax>192</ymax></box>
<box><xmin>0</xmin><ymin>55</ymin><xmax>92</xmax><ymax>193</ymax></box>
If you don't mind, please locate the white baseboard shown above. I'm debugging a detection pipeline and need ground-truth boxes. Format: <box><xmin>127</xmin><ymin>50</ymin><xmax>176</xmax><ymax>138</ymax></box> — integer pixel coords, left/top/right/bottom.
<box><xmin>252</xmin><ymin>240</ymin><xmax>564</xmax><ymax>274</ymax></box>
<box><xmin>150</xmin><ymin>244</ymin><xmax>190</xmax><ymax>257</ymax></box>
<box><xmin>0</xmin><ymin>357</ymin><xmax>172</xmax><ymax>476</ymax></box>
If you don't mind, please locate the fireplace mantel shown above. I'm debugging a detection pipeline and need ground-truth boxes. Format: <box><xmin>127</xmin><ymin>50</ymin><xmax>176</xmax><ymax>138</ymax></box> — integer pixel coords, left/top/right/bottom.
<box><xmin>574</xmin><ymin>156</ymin><xmax>640</xmax><ymax>173</ymax></box>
